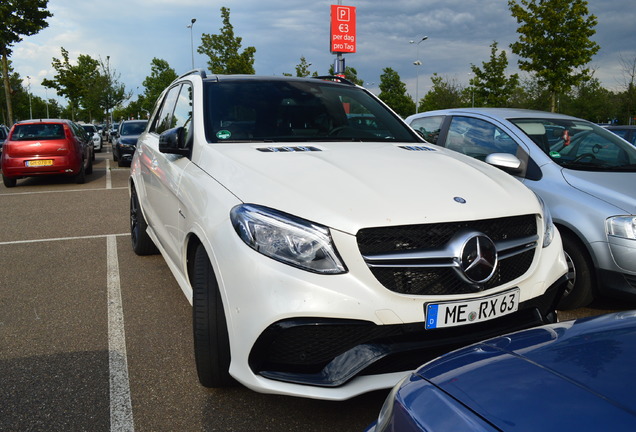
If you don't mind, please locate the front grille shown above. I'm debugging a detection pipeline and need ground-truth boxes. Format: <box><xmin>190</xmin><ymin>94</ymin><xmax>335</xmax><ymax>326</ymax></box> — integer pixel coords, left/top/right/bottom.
<box><xmin>357</xmin><ymin>215</ymin><xmax>538</xmax><ymax>295</ymax></box>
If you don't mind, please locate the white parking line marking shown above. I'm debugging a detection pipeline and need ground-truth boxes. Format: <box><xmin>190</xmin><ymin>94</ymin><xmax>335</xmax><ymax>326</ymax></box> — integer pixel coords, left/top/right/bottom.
<box><xmin>106</xmin><ymin>158</ymin><xmax>112</xmax><ymax>189</ymax></box>
<box><xmin>0</xmin><ymin>233</ymin><xmax>129</xmax><ymax>246</ymax></box>
<box><xmin>107</xmin><ymin>235</ymin><xmax>135</xmax><ymax>432</ymax></box>
<box><xmin>0</xmin><ymin>185</ymin><xmax>127</xmax><ymax>197</ymax></box>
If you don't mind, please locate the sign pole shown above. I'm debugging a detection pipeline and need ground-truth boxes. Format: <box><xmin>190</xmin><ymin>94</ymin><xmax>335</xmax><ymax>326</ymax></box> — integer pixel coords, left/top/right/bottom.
<box><xmin>330</xmin><ymin>2</ymin><xmax>356</xmax><ymax>78</ymax></box>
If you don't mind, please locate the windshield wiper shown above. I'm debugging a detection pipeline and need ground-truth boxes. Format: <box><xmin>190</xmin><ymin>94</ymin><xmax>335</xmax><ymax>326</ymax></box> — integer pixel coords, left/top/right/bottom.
<box><xmin>604</xmin><ymin>164</ymin><xmax>636</xmax><ymax>172</ymax></box>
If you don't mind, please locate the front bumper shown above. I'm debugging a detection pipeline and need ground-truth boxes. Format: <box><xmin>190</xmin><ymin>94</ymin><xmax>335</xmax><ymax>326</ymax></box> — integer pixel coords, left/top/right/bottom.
<box><xmin>249</xmin><ymin>278</ymin><xmax>565</xmax><ymax>388</ymax></box>
<box><xmin>116</xmin><ymin>145</ymin><xmax>136</xmax><ymax>161</ymax></box>
<box><xmin>591</xmin><ymin>237</ymin><xmax>636</xmax><ymax>299</ymax></box>
<box><xmin>212</xmin><ymin>216</ymin><xmax>568</xmax><ymax>400</ymax></box>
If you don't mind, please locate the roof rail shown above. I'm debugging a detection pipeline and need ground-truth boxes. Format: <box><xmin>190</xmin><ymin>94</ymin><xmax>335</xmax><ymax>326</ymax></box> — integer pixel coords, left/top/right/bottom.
<box><xmin>178</xmin><ymin>68</ymin><xmax>208</xmax><ymax>80</ymax></box>
<box><xmin>314</xmin><ymin>75</ymin><xmax>356</xmax><ymax>86</ymax></box>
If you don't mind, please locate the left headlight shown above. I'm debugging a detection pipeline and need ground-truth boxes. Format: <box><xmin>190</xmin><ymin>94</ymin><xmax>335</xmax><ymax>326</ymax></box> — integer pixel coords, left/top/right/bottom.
<box><xmin>535</xmin><ymin>194</ymin><xmax>555</xmax><ymax>248</ymax></box>
<box><xmin>230</xmin><ymin>204</ymin><xmax>347</xmax><ymax>274</ymax></box>
<box><xmin>607</xmin><ymin>216</ymin><xmax>636</xmax><ymax>240</ymax></box>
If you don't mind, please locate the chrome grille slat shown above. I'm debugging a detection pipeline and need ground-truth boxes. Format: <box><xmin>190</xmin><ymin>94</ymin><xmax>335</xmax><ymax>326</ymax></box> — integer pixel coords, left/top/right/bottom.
<box><xmin>357</xmin><ymin>215</ymin><xmax>538</xmax><ymax>295</ymax></box>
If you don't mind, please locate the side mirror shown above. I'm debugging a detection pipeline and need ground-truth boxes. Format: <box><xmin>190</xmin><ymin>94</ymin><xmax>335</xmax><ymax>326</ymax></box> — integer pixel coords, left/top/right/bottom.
<box><xmin>159</xmin><ymin>127</ymin><xmax>190</xmax><ymax>156</ymax></box>
<box><xmin>485</xmin><ymin>153</ymin><xmax>523</xmax><ymax>174</ymax></box>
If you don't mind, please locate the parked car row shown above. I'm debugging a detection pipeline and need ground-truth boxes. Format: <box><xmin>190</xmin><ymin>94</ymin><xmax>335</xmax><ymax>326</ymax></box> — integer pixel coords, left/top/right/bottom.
<box><xmin>1</xmin><ymin>119</ymin><xmax>95</xmax><ymax>187</ymax></box>
<box><xmin>80</xmin><ymin>123</ymin><xmax>102</xmax><ymax>152</ymax></box>
<box><xmin>112</xmin><ymin>119</ymin><xmax>147</xmax><ymax>167</ymax></box>
<box><xmin>0</xmin><ymin>124</ymin><xmax>9</xmax><ymax>155</ymax></box>
<box><xmin>406</xmin><ymin>109</ymin><xmax>636</xmax><ymax>310</ymax></box>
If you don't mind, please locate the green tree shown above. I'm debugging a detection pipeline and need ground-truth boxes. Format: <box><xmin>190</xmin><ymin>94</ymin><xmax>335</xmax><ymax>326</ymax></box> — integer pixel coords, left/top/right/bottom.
<box><xmin>419</xmin><ymin>73</ymin><xmax>466</xmax><ymax>112</ymax></box>
<box><xmin>0</xmin><ymin>0</ymin><xmax>52</xmax><ymax>124</ymax></box>
<box><xmin>295</xmin><ymin>56</ymin><xmax>313</xmax><ymax>78</ymax></box>
<box><xmin>198</xmin><ymin>7</ymin><xmax>256</xmax><ymax>74</ymax></box>
<box><xmin>617</xmin><ymin>55</ymin><xmax>636</xmax><ymax>124</ymax></box>
<box><xmin>378</xmin><ymin>67</ymin><xmax>415</xmax><ymax>117</ymax></box>
<box><xmin>141</xmin><ymin>58</ymin><xmax>177</xmax><ymax>113</ymax></box>
<box><xmin>508</xmin><ymin>0</ymin><xmax>599</xmax><ymax>112</ymax></box>
<box><xmin>99</xmin><ymin>56</ymin><xmax>129</xmax><ymax>124</ymax></box>
<box><xmin>328</xmin><ymin>64</ymin><xmax>363</xmax><ymax>86</ymax></box>
<box><xmin>561</xmin><ymin>75</ymin><xmax>615</xmax><ymax>123</ymax></box>
<box><xmin>470</xmin><ymin>41</ymin><xmax>519</xmax><ymax>107</ymax></box>
<box><xmin>42</xmin><ymin>48</ymin><xmax>102</xmax><ymax>121</ymax></box>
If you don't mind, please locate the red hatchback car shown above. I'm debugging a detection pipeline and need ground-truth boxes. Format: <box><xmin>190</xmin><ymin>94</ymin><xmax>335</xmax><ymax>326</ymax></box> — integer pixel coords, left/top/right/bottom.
<box><xmin>1</xmin><ymin>119</ymin><xmax>94</xmax><ymax>187</ymax></box>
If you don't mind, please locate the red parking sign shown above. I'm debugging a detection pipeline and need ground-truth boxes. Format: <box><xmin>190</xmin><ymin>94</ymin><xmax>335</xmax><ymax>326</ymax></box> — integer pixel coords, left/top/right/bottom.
<box><xmin>330</xmin><ymin>5</ymin><xmax>356</xmax><ymax>53</ymax></box>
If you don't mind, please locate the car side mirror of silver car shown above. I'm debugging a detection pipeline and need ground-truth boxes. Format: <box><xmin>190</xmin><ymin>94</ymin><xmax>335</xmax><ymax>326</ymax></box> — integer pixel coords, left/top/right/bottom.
<box><xmin>159</xmin><ymin>127</ymin><xmax>190</xmax><ymax>156</ymax></box>
<box><xmin>485</xmin><ymin>153</ymin><xmax>523</xmax><ymax>174</ymax></box>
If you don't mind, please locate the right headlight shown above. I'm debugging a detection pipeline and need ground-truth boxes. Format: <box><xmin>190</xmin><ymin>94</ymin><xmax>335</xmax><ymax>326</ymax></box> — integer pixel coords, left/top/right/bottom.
<box><xmin>607</xmin><ymin>216</ymin><xmax>636</xmax><ymax>240</ymax></box>
<box><xmin>230</xmin><ymin>204</ymin><xmax>347</xmax><ymax>274</ymax></box>
<box><xmin>535</xmin><ymin>194</ymin><xmax>555</xmax><ymax>248</ymax></box>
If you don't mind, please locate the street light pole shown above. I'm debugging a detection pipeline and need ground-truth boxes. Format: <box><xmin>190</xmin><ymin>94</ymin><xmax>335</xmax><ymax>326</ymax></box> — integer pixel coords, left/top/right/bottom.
<box><xmin>187</xmin><ymin>18</ymin><xmax>196</xmax><ymax>69</ymax></box>
<box><xmin>409</xmin><ymin>36</ymin><xmax>428</xmax><ymax>113</ymax></box>
<box><xmin>26</xmin><ymin>76</ymin><xmax>32</xmax><ymax>119</ymax></box>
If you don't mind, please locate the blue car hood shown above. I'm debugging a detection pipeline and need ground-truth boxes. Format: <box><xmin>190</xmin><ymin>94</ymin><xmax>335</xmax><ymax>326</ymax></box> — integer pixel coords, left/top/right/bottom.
<box><xmin>417</xmin><ymin>312</ymin><xmax>636</xmax><ymax>430</ymax></box>
<box><xmin>561</xmin><ymin>169</ymin><xmax>636</xmax><ymax>214</ymax></box>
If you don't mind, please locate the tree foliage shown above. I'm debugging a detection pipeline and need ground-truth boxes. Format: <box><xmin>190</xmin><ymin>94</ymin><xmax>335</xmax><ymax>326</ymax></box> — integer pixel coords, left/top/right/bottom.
<box><xmin>141</xmin><ymin>58</ymin><xmax>178</xmax><ymax>113</ymax></box>
<box><xmin>328</xmin><ymin>64</ymin><xmax>363</xmax><ymax>86</ymax></box>
<box><xmin>0</xmin><ymin>0</ymin><xmax>52</xmax><ymax>124</ymax></box>
<box><xmin>198</xmin><ymin>7</ymin><xmax>256</xmax><ymax>74</ymax></box>
<box><xmin>42</xmin><ymin>48</ymin><xmax>98</xmax><ymax>120</ymax></box>
<box><xmin>508</xmin><ymin>0</ymin><xmax>599</xmax><ymax>112</ymax></box>
<box><xmin>470</xmin><ymin>41</ymin><xmax>519</xmax><ymax>107</ymax></box>
<box><xmin>42</xmin><ymin>48</ymin><xmax>128</xmax><ymax>122</ymax></box>
<box><xmin>419</xmin><ymin>73</ymin><xmax>466</xmax><ymax>112</ymax></box>
<box><xmin>378</xmin><ymin>67</ymin><xmax>415</xmax><ymax>117</ymax></box>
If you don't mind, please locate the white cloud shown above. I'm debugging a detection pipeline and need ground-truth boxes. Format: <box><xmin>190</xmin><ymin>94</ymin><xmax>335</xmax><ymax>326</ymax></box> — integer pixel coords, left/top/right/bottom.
<box><xmin>7</xmin><ymin>0</ymin><xmax>634</xmax><ymax>104</ymax></box>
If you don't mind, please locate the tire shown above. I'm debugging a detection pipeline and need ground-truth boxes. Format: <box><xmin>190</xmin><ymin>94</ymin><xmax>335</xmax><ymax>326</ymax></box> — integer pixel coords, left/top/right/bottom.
<box><xmin>3</xmin><ymin>175</ymin><xmax>16</xmax><ymax>188</ymax></box>
<box><xmin>557</xmin><ymin>232</ymin><xmax>595</xmax><ymax>310</ymax></box>
<box><xmin>86</xmin><ymin>156</ymin><xmax>93</xmax><ymax>175</ymax></box>
<box><xmin>130</xmin><ymin>185</ymin><xmax>159</xmax><ymax>255</ymax></box>
<box><xmin>75</xmin><ymin>161</ymin><xmax>86</xmax><ymax>184</ymax></box>
<box><xmin>192</xmin><ymin>244</ymin><xmax>234</xmax><ymax>388</ymax></box>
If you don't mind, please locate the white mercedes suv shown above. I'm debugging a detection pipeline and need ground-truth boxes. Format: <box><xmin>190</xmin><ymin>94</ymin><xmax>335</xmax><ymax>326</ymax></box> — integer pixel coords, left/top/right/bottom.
<box><xmin>129</xmin><ymin>71</ymin><xmax>568</xmax><ymax>400</ymax></box>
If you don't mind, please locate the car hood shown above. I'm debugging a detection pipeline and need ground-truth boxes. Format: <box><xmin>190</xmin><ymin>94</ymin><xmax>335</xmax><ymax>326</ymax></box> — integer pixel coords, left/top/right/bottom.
<box><xmin>198</xmin><ymin>142</ymin><xmax>541</xmax><ymax>234</ymax></box>
<box><xmin>561</xmin><ymin>169</ymin><xmax>636</xmax><ymax>214</ymax></box>
<box><xmin>418</xmin><ymin>312</ymin><xmax>636</xmax><ymax>430</ymax></box>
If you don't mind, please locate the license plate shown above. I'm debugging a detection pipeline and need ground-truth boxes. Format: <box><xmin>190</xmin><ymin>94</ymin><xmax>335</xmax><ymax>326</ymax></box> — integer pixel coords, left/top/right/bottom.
<box><xmin>425</xmin><ymin>288</ymin><xmax>520</xmax><ymax>329</ymax></box>
<box><xmin>26</xmin><ymin>159</ymin><xmax>53</xmax><ymax>167</ymax></box>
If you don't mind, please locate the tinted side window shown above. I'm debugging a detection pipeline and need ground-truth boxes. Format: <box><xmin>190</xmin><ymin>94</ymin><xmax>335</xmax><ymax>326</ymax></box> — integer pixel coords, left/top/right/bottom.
<box><xmin>151</xmin><ymin>84</ymin><xmax>182</xmax><ymax>134</ymax></box>
<box><xmin>172</xmin><ymin>84</ymin><xmax>193</xmax><ymax>132</ymax></box>
<box><xmin>409</xmin><ymin>116</ymin><xmax>444</xmax><ymax>143</ymax></box>
<box><xmin>447</xmin><ymin>116</ymin><xmax>518</xmax><ymax>160</ymax></box>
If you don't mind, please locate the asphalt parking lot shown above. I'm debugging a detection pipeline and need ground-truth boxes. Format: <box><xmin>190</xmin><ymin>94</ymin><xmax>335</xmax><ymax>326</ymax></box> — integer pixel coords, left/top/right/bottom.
<box><xmin>0</xmin><ymin>144</ymin><xmax>632</xmax><ymax>431</ymax></box>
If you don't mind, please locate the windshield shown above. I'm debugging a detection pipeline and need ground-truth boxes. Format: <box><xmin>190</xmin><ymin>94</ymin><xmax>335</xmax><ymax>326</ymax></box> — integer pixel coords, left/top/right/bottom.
<box><xmin>511</xmin><ymin>118</ymin><xmax>636</xmax><ymax>172</ymax></box>
<box><xmin>82</xmin><ymin>125</ymin><xmax>96</xmax><ymax>133</ymax></box>
<box><xmin>121</xmin><ymin>121</ymin><xmax>147</xmax><ymax>136</ymax></box>
<box><xmin>203</xmin><ymin>79</ymin><xmax>421</xmax><ymax>143</ymax></box>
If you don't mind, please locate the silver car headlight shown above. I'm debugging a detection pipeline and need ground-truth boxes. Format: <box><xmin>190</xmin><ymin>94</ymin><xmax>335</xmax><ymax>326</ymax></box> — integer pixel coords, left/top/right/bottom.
<box><xmin>607</xmin><ymin>216</ymin><xmax>636</xmax><ymax>240</ymax></box>
<box><xmin>231</xmin><ymin>204</ymin><xmax>347</xmax><ymax>274</ymax></box>
<box><xmin>535</xmin><ymin>194</ymin><xmax>555</xmax><ymax>248</ymax></box>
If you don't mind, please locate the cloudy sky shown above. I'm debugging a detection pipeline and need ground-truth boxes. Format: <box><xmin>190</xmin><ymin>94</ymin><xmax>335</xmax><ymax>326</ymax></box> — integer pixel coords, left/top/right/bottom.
<box><xmin>10</xmin><ymin>0</ymin><xmax>636</xmax><ymax>107</ymax></box>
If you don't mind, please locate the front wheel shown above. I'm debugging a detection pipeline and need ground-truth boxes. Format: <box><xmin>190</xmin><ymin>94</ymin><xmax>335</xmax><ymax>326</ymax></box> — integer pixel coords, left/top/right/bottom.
<box><xmin>557</xmin><ymin>232</ymin><xmax>595</xmax><ymax>310</ymax></box>
<box><xmin>192</xmin><ymin>244</ymin><xmax>234</xmax><ymax>388</ymax></box>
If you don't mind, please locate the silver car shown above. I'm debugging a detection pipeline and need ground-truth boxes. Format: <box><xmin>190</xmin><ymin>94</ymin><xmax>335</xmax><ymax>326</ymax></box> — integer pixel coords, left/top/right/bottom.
<box><xmin>406</xmin><ymin>108</ymin><xmax>636</xmax><ymax>309</ymax></box>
